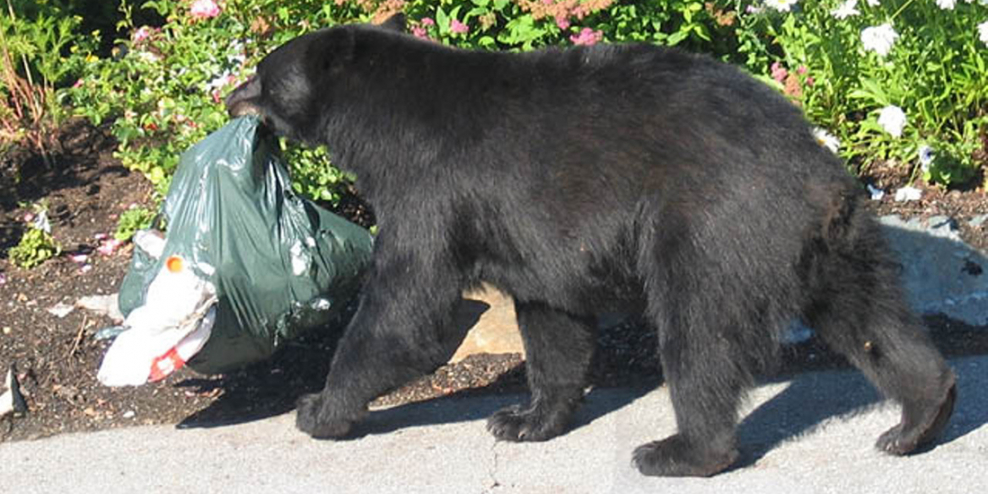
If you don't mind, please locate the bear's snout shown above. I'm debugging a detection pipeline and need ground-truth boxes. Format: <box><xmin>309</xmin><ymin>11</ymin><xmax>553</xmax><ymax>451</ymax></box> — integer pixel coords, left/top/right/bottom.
<box><xmin>225</xmin><ymin>76</ymin><xmax>263</xmax><ymax>118</ymax></box>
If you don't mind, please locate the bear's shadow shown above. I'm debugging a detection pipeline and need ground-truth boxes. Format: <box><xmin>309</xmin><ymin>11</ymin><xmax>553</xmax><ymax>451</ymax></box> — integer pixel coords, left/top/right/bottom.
<box><xmin>733</xmin><ymin>355</ymin><xmax>987</xmax><ymax>468</ymax></box>
<box><xmin>176</xmin><ymin>294</ymin><xmax>986</xmax><ymax>457</ymax></box>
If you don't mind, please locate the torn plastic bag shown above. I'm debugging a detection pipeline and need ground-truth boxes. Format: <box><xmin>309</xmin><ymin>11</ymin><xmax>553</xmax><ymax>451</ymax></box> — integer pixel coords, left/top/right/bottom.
<box><xmin>99</xmin><ymin>116</ymin><xmax>373</xmax><ymax>385</ymax></box>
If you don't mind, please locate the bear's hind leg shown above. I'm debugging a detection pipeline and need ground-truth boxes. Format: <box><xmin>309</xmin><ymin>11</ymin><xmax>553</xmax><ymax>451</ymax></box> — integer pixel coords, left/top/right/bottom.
<box><xmin>805</xmin><ymin>259</ymin><xmax>956</xmax><ymax>455</ymax></box>
<box><xmin>487</xmin><ymin>301</ymin><xmax>594</xmax><ymax>442</ymax></box>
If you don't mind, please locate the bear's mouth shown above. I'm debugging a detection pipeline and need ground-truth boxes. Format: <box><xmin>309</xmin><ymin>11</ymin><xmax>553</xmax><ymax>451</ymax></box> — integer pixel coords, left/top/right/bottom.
<box><xmin>225</xmin><ymin>77</ymin><xmax>263</xmax><ymax>118</ymax></box>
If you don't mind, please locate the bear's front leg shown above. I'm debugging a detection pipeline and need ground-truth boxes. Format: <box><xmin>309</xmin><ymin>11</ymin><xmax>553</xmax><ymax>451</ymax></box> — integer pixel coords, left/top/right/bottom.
<box><xmin>487</xmin><ymin>302</ymin><xmax>595</xmax><ymax>442</ymax></box>
<box><xmin>296</xmin><ymin>247</ymin><xmax>466</xmax><ymax>439</ymax></box>
<box><xmin>296</xmin><ymin>390</ymin><xmax>366</xmax><ymax>439</ymax></box>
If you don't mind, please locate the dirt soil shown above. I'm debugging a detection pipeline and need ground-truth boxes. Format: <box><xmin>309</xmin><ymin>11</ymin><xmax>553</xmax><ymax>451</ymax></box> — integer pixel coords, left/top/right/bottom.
<box><xmin>1</xmin><ymin>119</ymin><xmax>987</xmax><ymax>442</ymax></box>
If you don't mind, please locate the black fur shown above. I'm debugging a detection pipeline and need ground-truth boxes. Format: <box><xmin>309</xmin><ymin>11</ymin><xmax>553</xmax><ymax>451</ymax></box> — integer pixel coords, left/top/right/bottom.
<box><xmin>226</xmin><ymin>16</ymin><xmax>956</xmax><ymax>477</ymax></box>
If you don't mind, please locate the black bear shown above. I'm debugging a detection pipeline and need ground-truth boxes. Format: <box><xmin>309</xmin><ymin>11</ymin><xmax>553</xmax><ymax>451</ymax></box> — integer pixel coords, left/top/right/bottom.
<box><xmin>226</xmin><ymin>14</ymin><xmax>956</xmax><ymax>477</ymax></box>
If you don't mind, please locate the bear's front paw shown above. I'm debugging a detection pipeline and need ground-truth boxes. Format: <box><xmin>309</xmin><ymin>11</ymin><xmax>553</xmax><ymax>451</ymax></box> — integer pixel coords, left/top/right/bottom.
<box><xmin>295</xmin><ymin>392</ymin><xmax>361</xmax><ymax>439</ymax></box>
<box><xmin>632</xmin><ymin>435</ymin><xmax>738</xmax><ymax>477</ymax></box>
<box><xmin>486</xmin><ymin>403</ymin><xmax>569</xmax><ymax>442</ymax></box>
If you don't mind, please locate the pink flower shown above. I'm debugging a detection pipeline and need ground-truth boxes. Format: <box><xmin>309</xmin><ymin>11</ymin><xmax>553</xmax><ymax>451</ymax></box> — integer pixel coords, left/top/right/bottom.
<box><xmin>132</xmin><ymin>26</ymin><xmax>152</xmax><ymax>43</ymax></box>
<box><xmin>770</xmin><ymin>62</ymin><xmax>788</xmax><ymax>83</ymax></box>
<box><xmin>570</xmin><ymin>27</ymin><xmax>603</xmax><ymax>46</ymax></box>
<box><xmin>412</xmin><ymin>26</ymin><xmax>428</xmax><ymax>39</ymax></box>
<box><xmin>190</xmin><ymin>0</ymin><xmax>221</xmax><ymax>20</ymax></box>
<box><xmin>421</xmin><ymin>17</ymin><xmax>435</xmax><ymax>26</ymax></box>
<box><xmin>805</xmin><ymin>76</ymin><xmax>815</xmax><ymax>87</ymax></box>
<box><xmin>450</xmin><ymin>19</ymin><xmax>469</xmax><ymax>34</ymax></box>
<box><xmin>555</xmin><ymin>16</ymin><xmax>571</xmax><ymax>31</ymax></box>
<box><xmin>797</xmin><ymin>65</ymin><xmax>808</xmax><ymax>75</ymax></box>
<box><xmin>72</xmin><ymin>78</ymin><xmax>84</xmax><ymax>88</ymax></box>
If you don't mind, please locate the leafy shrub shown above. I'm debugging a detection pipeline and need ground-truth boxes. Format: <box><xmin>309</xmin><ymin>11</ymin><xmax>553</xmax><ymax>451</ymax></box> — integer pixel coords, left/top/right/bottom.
<box><xmin>9</xmin><ymin>226</ymin><xmax>62</xmax><ymax>268</ymax></box>
<box><xmin>741</xmin><ymin>0</ymin><xmax>988</xmax><ymax>186</ymax></box>
<box><xmin>0</xmin><ymin>0</ymin><xmax>96</xmax><ymax>161</ymax></box>
<box><xmin>60</xmin><ymin>0</ymin><xmax>986</xmax><ymax>205</ymax></box>
<box><xmin>114</xmin><ymin>205</ymin><xmax>156</xmax><ymax>241</ymax></box>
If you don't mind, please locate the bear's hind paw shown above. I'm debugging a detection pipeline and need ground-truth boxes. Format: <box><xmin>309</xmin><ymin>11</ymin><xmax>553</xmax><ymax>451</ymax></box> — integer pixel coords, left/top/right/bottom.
<box><xmin>876</xmin><ymin>380</ymin><xmax>957</xmax><ymax>455</ymax></box>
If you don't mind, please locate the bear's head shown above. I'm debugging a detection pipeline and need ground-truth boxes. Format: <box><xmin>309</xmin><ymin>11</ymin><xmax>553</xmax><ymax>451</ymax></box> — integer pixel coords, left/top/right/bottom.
<box><xmin>225</xmin><ymin>14</ymin><xmax>407</xmax><ymax>144</ymax></box>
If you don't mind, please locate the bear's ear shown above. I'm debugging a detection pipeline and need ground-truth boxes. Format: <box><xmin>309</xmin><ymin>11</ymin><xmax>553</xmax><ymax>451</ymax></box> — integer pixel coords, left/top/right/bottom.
<box><xmin>309</xmin><ymin>28</ymin><xmax>356</xmax><ymax>74</ymax></box>
<box><xmin>379</xmin><ymin>13</ymin><xmax>406</xmax><ymax>33</ymax></box>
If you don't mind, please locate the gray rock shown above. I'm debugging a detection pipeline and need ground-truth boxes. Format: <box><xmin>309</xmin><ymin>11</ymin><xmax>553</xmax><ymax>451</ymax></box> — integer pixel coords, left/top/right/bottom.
<box><xmin>879</xmin><ymin>215</ymin><xmax>988</xmax><ymax>326</ymax></box>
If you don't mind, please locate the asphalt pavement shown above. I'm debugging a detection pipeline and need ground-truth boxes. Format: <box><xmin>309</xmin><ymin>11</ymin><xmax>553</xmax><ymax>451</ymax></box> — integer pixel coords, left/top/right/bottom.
<box><xmin>1</xmin><ymin>355</ymin><xmax>986</xmax><ymax>494</ymax></box>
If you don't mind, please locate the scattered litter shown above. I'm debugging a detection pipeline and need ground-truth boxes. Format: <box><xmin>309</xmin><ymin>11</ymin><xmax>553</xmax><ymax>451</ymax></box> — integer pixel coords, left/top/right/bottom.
<box><xmin>32</xmin><ymin>210</ymin><xmax>51</xmax><ymax>233</ymax></box>
<box><xmin>76</xmin><ymin>294</ymin><xmax>125</xmax><ymax>323</ymax></box>
<box><xmin>894</xmin><ymin>186</ymin><xmax>922</xmax><ymax>202</ymax></box>
<box><xmin>0</xmin><ymin>273</ymin><xmax>6</xmax><ymax>285</ymax></box>
<box><xmin>0</xmin><ymin>366</ymin><xmax>28</xmax><ymax>418</ymax></box>
<box><xmin>2</xmin><ymin>327</ymin><xmax>11</xmax><ymax>335</ymax></box>
<box><xmin>97</xmin><ymin>256</ymin><xmax>218</xmax><ymax>386</ymax></box>
<box><xmin>866</xmin><ymin>183</ymin><xmax>885</xmax><ymax>201</ymax></box>
<box><xmin>133</xmin><ymin>230</ymin><xmax>165</xmax><ymax>258</ymax></box>
<box><xmin>94</xmin><ymin>326</ymin><xmax>126</xmax><ymax>341</ymax></box>
<box><xmin>68</xmin><ymin>253</ymin><xmax>89</xmax><ymax>264</ymax></box>
<box><xmin>122</xmin><ymin>410</ymin><xmax>136</xmax><ymax>419</ymax></box>
<box><xmin>80</xmin><ymin>264</ymin><xmax>93</xmax><ymax>274</ymax></box>
<box><xmin>970</xmin><ymin>215</ymin><xmax>988</xmax><ymax>228</ymax></box>
<box><xmin>94</xmin><ymin>233</ymin><xmax>107</xmax><ymax>241</ymax></box>
<box><xmin>47</xmin><ymin>302</ymin><xmax>75</xmax><ymax>318</ymax></box>
<box><xmin>97</xmin><ymin>238</ymin><xmax>124</xmax><ymax>256</ymax></box>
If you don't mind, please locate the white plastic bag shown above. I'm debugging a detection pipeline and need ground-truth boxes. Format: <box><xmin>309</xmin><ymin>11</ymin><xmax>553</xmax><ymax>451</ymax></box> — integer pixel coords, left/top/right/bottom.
<box><xmin>97</xmin><ymin>255</ymin><xmax>217</xmax><ymax>386</ymax></box>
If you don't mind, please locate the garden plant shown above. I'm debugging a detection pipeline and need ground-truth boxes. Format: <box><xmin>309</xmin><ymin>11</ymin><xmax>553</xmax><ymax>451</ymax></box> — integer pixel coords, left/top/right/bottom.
<box><xmin>1</xmin><ymin>0</ymin><xmax>987</xmax><ymax>266</ymax></box>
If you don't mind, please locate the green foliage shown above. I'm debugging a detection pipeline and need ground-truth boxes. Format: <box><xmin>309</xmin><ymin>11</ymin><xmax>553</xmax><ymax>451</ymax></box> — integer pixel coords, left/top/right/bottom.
<box><xmin>0</xmin><ymin>0</ymin><xmax>96</xmax><ymax>158</ymax></box>
<box><xmin>9</xmin><ymin>226</ymin><xmax>61</xmax><ymax>269</ymax></box>
<box><xmin>64</xmin><ymin>0</ymin><xmax>358</xmax><ymax>199</ymax></box>
<box><xmin>750</xmin><ymin>0</ymin><xmax>988</xmax><ymax>186</ymax></box>
<box><xmin>54</xmin><ymin>0</ymin><xmax>986</xmax><ymax>204</ymax></box>
<box><xmin>114</xmin><ymin>205</ymin><xmax>156</xmax><ymax>241</ymax></box>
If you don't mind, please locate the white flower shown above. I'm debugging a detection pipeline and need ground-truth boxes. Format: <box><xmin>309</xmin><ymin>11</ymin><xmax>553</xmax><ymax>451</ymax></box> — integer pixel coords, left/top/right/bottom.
<box><xmin>979</xmin><ymin>21</ymin><xmax>988</xmax><ymax>46</ymax></box>
<box><xmin>764</xmin><ymin>0</ymin><xmax>799</xmax><ymax>11</ymax></box>
<box><xmin>918</xmin><ymin>145</ymin><xmax>935</xmax><ymax>171</ymax></box>
<box><xmin>877</xmin><ymin>105</ymin><xmax>907</xmax><ymax>138</ymax></box>
<box><xmin>831</xmin><ymin>0</ymin><xmax>860</xmax><ymax>19</ymax></box>
<box><xmin>861</xmin><ymin>23</ymin><xmax>899</xmax><ymax>57</ymax></box>
<box><xmin>812</xmin><ymin>127</ymin><xmax>840</xmax><ymax>153</ymax></box>
<box><xmin>935</xmin><ymin>0</ymin><xmax>956</xmax><ymax>8</ymax></box>
<box><xmin>865</xmin><ymin>0</ymin><xmax>880</xmax><ymax>5</ymax></box>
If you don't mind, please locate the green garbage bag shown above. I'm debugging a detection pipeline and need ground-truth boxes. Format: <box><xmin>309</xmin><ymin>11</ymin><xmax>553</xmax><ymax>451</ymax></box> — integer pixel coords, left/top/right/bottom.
<box><xmin>114</xmin><ymin>116</ymin><xmax>373</xmax><ymax>376</ymax></box>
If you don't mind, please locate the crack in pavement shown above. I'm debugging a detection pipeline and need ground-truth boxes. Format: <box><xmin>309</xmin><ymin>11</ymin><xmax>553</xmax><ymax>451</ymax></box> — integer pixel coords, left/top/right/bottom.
<box><xmin>485</xmin><ymin>438</ymin><xmax>503</xmax><ymax>493</ymax></box>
